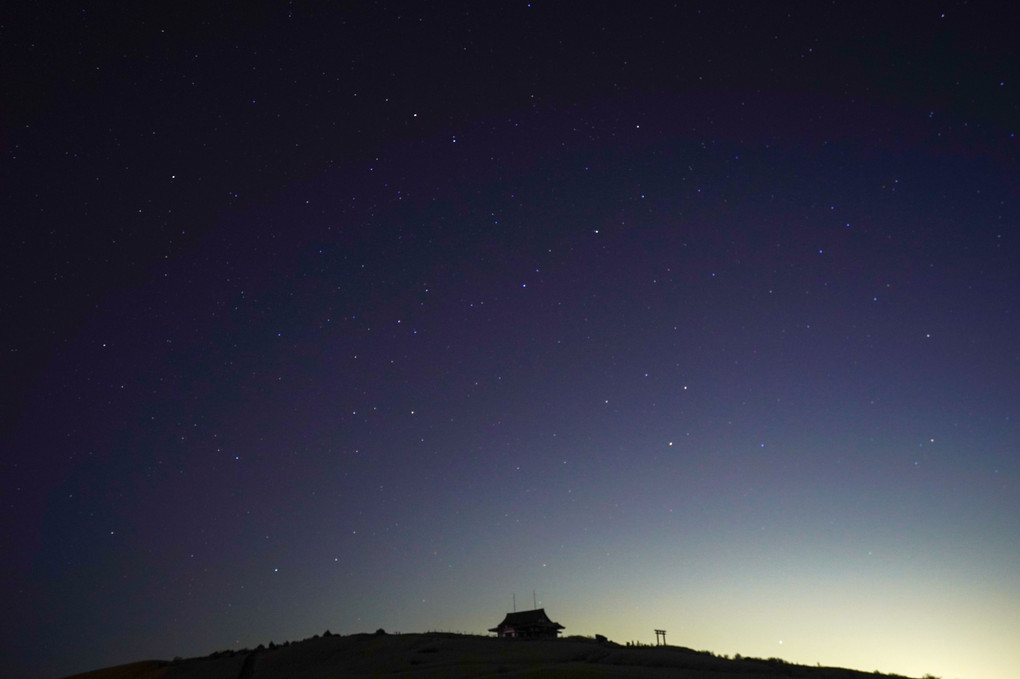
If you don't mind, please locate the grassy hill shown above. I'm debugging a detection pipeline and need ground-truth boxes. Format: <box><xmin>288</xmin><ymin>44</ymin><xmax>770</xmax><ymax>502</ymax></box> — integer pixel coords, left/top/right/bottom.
<box><xmin>66</xmin><ymin>631</ymin><xmax>926</xmax><ymax>679</ymax></box>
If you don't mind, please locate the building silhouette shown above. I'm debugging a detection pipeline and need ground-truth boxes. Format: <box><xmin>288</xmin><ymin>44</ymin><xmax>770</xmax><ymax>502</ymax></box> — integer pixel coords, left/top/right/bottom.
<box><xmin>489</xmin><ymin>608</ymin><xmax>564</xmax><ymax>639</ymax></box>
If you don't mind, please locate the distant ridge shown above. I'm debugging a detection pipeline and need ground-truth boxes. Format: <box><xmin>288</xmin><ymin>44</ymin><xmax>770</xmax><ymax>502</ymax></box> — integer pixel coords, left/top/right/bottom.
<box><xmin>65</xmin><ymin>631</ymin><xmax>926</xmax><ymax>679</ymax></box>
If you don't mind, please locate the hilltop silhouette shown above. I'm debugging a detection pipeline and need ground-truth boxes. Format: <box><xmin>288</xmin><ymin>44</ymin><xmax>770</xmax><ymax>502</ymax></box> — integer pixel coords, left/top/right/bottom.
<box><xmin>66</xmin><ymin>630</ymin><xmax>933</xmax><ymax>679</ymax></box>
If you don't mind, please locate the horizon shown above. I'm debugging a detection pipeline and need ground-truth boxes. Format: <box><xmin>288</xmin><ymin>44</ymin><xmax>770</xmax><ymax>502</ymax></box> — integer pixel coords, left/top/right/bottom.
<box><xmin>71</xmin><ymin>627</ymin><xmax>941</xmax><ymax>678</ymax></box>
<box><xmin>70</xmin><ymin>628</ymin><xmax>951</xmax><ymax>679</ymax></box>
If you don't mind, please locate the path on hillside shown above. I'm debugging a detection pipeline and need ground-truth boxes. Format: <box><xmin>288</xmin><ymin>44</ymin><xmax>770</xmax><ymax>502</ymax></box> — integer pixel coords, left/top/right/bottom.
<box><xmin>236</xmin><ymin>650</ymin><xmax>259</xmax><ymax>679</ymax></box>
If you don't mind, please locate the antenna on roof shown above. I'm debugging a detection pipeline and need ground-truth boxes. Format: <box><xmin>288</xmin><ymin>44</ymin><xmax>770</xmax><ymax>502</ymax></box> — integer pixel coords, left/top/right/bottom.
<box><xmin>533</xmin><ymin>590</ymin><xmax>537</xmax><ymax>609</ymax></box>
<box><xmin>512</xmin><ymin>592</ymin><xmax>516</xmax><ymax>612</ymax></box>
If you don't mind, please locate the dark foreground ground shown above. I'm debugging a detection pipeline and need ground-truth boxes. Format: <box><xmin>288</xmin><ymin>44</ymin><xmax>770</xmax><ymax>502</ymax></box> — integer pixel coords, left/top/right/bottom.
<box><xmin>66</xmin><ymin>632</ymin><xmax>921</xmax><ymax>679</ymax></box>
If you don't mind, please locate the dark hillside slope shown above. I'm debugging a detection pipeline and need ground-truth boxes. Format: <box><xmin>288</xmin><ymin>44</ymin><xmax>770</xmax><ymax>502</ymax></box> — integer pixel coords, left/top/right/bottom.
<box><xmin>67</xmin><ymin>632</ymin><xmax>919</xmax><ymax>679</ymax></box>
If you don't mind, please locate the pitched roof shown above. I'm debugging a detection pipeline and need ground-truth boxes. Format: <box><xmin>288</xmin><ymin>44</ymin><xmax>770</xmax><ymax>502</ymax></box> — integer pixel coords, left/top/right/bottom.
<box><xmin>491</xmin><ymin>608</ymin><xmax>564</xmax><ymax>629</ymax></box>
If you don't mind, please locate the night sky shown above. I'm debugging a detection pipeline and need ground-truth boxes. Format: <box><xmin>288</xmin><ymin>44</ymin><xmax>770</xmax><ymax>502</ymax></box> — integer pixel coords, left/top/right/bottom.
<box><xmin>2</xmin><ymin>3</ymin><xmax>1017</xmax><ymax>679</ymax></box>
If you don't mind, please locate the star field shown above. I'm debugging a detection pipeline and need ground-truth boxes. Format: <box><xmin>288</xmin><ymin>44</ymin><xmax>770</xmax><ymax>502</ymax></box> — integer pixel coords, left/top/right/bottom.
<box><xmin>1</xmin><ymin>4</ymin><xmax>1017</xmax><ymax>679</ymax></box>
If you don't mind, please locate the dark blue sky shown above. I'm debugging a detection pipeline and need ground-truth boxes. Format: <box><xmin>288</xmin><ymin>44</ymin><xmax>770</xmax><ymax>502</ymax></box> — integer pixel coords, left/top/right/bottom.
<box><xmin>2</xmin><ymin>3</ymin><xmax>1017</xmax><ymax>678</ymax></box>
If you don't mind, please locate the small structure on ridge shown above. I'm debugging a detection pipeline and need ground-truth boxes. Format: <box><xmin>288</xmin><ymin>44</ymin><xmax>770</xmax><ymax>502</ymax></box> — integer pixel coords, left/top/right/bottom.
<box><xmin>489</xmin><ymin>608</ymin><xmax>564</xmax><ymax>639</ymax></box>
